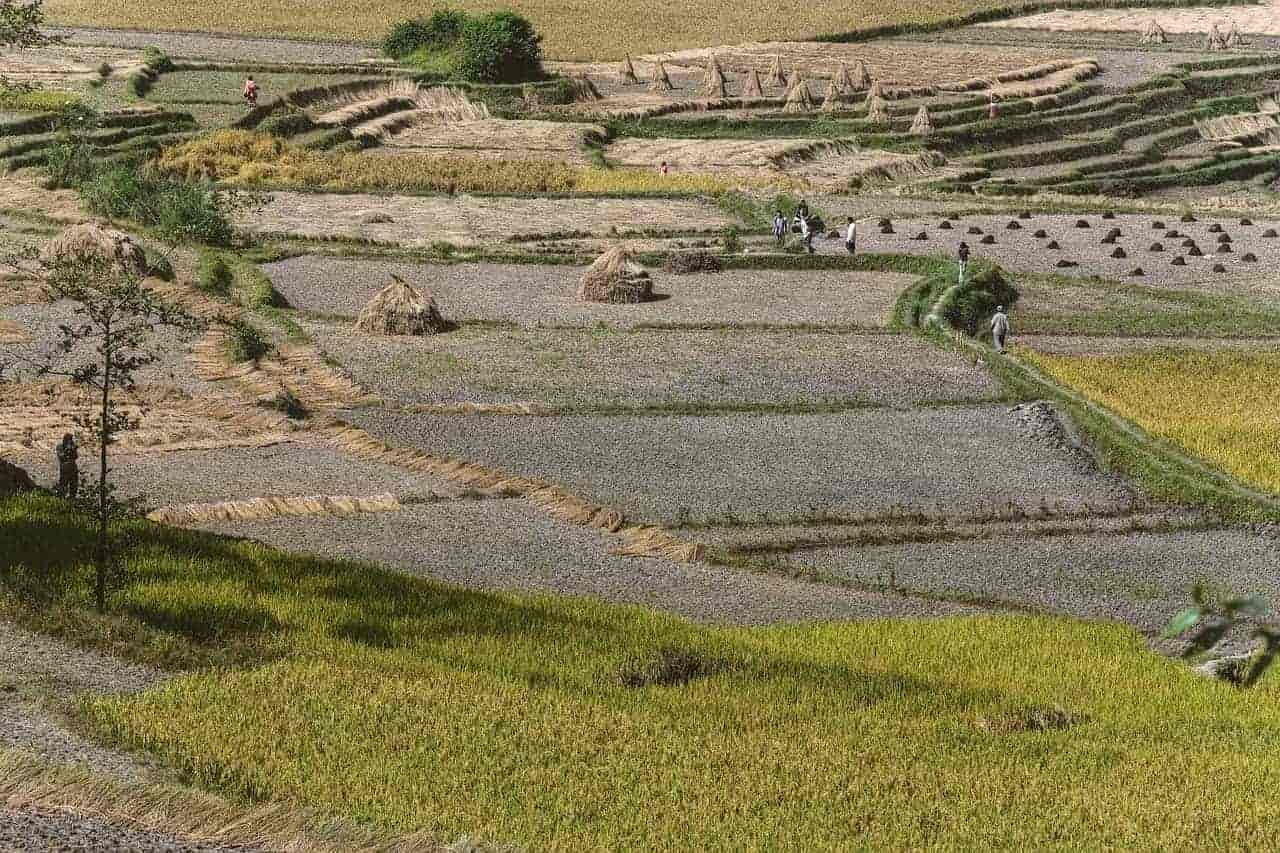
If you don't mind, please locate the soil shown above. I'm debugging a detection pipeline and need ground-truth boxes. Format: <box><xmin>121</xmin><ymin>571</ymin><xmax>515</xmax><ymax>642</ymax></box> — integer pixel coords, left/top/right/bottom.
<box><xmin>265</xmin><ymin>256</ymin><xmax>916</xmax><ymax>329</ymax></box>
<box><xmin>981</xmin><ymin>6</ymin><xmax>1280</xmax><ymax>38</ymax></box>
<box><xmin>0</xmin><ymin>44</ymin><xmax>144</xmax><ymax>85</ymax></box>
<box><xmin>376</xmin><ymin>119</ymin><xmax>603</xmax><ymax>165</ymax></box>
<box><xmin>53</xmin><ymin>26</ymin><xmax>380</xmax><ymax>65</ymax></box>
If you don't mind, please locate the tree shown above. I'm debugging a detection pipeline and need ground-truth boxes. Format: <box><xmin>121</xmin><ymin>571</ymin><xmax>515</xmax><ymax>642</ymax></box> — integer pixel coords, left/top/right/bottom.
<box><xmin>1</xmin><ymin>247</ymin><xmax>203</xmax><ymax>611</ymax></box>
<box><xmin>1165</xmin><ymin>584</ymin><xmax>1280</xmax><ymax>688</ymax></box>
<box><xmin>1</xmin><ymin>1</ymin><xmax>56</xmax><ymax>50</ymax></box>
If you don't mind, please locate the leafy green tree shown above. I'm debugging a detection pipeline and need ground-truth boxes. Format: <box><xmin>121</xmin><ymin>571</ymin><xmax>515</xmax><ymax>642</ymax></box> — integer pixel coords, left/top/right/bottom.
<box><xmin>456</xmin><ymin>11</ymin><xmax>543</xmax><ymax>83</ymax></box>
<box><xmin>0</xmin><ymin>0</ymin><xmax>55</xmax><ymax>48</ymax></box>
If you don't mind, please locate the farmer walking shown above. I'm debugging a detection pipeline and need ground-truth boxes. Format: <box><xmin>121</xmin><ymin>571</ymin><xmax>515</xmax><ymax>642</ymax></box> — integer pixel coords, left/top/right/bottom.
<box><xmin>55</xmin><ymin>433</ymin><xmax>78</xmax><ymax>500</ymax></box>
<box><xmin>957</xmin><ymin>241</ymin><xmax>970</xmax><ymax>284</ymax></box>
<box><xmin>844</xmin><ymin>216</ymin><xmax>857</xmax><ymax>255</ymax></box>
<box><xmin>990</xmin><ymin>305</ymin><xmax>1010</xmax><ymax>354</ymax></box>
<box><xmin>988</xmin><ymin>92</ymin><xmax>1000</xmax><ymax>120</ymax></box>
<box><xmin>772</xmin><ymin>210</ymin><xmax>787</xmax><ymax>246</ymax></box>
<box><xmin>242</xmin><ymin>76</ymin><xmax>259</xmax><ymax>108</ymax></box>
<box><xmin>800</xmin><ymin>214</ymin><xmax>815</xmax><ymax>254</ymax></box>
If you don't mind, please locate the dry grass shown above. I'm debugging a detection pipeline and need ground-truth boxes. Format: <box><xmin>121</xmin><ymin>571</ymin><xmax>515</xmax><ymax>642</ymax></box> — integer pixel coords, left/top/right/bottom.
<box><xmin>42</xmin><ymin>222</ymin><xmax>148</xmax><ymax>276</ymax></box>
<box><xmin>578</xmin><ymin>245</ymin><xmax>653</xmax><ymax>304</ymax></box>
<box><xmin>43</xmin><ymin>0</ymin><xmax>1061</xmax><ymax>60</ymax></box>
<box><xmin>355</xmin><ymin>275</ymin><xmax>449</xmax><ymax>336</ymax></box>
<box><xmin>147</xmin><ymin>493</ymin><xmax>401</xmax><ymax>525</ymax></box>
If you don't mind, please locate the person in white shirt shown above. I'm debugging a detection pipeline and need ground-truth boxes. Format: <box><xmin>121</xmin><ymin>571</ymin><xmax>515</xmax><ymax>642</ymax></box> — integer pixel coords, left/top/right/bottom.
<box><xmin>990</xmin><ymin>305</ymin><xmax>1010</xmax><ymax>353</ymax></box>
<box><xmin>844</xmin><ymin>217</ymin><xmax>857</xmax><ymax>255</ymax></box>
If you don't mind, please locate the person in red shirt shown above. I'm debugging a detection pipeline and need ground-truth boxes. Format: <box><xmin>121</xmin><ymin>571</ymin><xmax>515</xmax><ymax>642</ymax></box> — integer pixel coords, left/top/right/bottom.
<box><xmin>242</xmin><ymin>76</ymin><xmax>259</xmax><ymax>107</ymax></box>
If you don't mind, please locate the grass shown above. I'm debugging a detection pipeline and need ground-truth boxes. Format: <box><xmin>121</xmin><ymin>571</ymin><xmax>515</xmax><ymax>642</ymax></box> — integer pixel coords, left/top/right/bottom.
<box><xmin>3</xmin><ymin>491</ymin><xmax>1280</xmax><ymax>847</ymax></box>
<box><xmin>0</xmin><ymin>85</ymin><xmax>81</xmax><ymax>112</ymax></box>
<box><xmin>144</xmin><ymin>71</ymin><xmax>370</xmax><ymax>107</ymax></box>
<box><xmin>1023</xmin><ymin>348</ymin><xmax>1280</xmax><ymax>495</ymax></box>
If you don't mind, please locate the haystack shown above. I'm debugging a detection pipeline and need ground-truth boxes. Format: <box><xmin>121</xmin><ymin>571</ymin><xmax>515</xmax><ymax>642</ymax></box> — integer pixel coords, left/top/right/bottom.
<box><xmin>568</xmin><ymin>75</ymin><xmax>602</xmax><ymax>101</ymax></box>
<box><xmin>909</xmin><ymin>105</ymin><xmax>933</xmax><ymax>136</ymax></box>
<box><xmin>579</xmin><ymin>246</ymin><xmax>653</xmax><ymax>304</ymax></box>
<box><xmin>740</xmin><ymin>67</ymin><xmax>764</xmax><ymax>98</ymax></box>
<box><xmin>1225</xmin><ymin>20</ymin><xmax>1243</xmax><ymax>48</ymax></box>
<box><xmin>355</xmin><ymin>275</ymin><xmax>448</xmax><ymax>336</ymax></box>
<box><xmin>834</xmin><ymin>62</ymin><xmax>854</xmax><ymax>92</ymax></box>
<box><xmin>821</xmin><ymin>78</ymin><xmax>842</xmax><ymax>112</ymax></box>
<box><xmin>767</xmin><ymin>55</ymin><xmax>787</xmax><ymax>88</ymax></box>
<box><xmin>785</xmin><ymin>69</ymin><xmax>802</xmax><ymax>91</ymax></box>
<box><xmin>1205</xmin><ymin>22</ymin><xmax>1227</xmax><ymax>50</ymax></box>
<box><xmin>619</xmin><ymin>54</ymin><xmax>639</xmax><ymax>84</ymax></box>
<box><xmin>1141</xmin><ymin>19</ymin><xmax>1167</xmax><ymax>44</ymax></box>
<box><xmin>866</xmin><ymin>93</ymin><xmax>890</xmax><ymax>125</ymax></box>
<box><xmin>703</xmin><ymin>56</ymin><xmax>728</xmax><ymax>98</ymax></box>
<box><xmin>850</xmin><ymin>60</ymin><xmax>871</xmax><ymax>91</ymax></box>
<box><xmin>783</xmin><ymin>78</ymin><xmax>816</xmax><ymax>113</ymax></box>
<box><xmin>42</xmin><ymin>222</ymin><xmax>148</xmax><ymax>276</ymax></box>
<box><xmin>649</xmin><ymin>58</ymin><xmax>674</xmax><ymax>92</ymax></box>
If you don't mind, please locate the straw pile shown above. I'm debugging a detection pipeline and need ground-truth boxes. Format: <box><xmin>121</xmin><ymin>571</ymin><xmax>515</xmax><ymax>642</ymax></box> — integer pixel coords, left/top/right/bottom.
<box><xmin>619</xmin><ymin>54</ymin><xmax>639</xmax><ymax>84</ymax></box>
<box><xmin>1196</xmin><ymin>112</ymin><xmax>1279</xmax><ymax>141</ymax></box>
<box><xmin>578</xmin><ymin>246</ymin><xmax>654</xmax><ymax>304</ymax></box>
<box><xmin>866</xmin><ymin>92</ymin><xmax>890</xmax><ymax>125</ymax></box>
<box><xmin>703</xmin><ymin>56</ymin><xmax>728</xmax><ymax>98</ymax></box>
<box><xmin>649</xmin><ymin>58</ymin><xmax>674</xmax><ymax>92</ymax></box>
<box><xmin>740</xmin><ymin>67</ymin><xmax>764</xmax><ymax>98</ymax></box>
<box><xmin>147</xmin><ymin>493</ymin><xmax>402</xmax><ymax>526</ymax></box>
<box><xmin>0</xmin><ymin>458</ymin><xmax>35</xmax><ymax>497</ymax></box>
<box><xmin>355</xmin><ymin>275</ymin><xmax>449</xmax><ymax>336</ymax></box>
<box><xmin>821</xmin><ymin>78</ymin><xmax>841</xmax><ymax>112</ymax></box>
<box><xmin>850</xmin><ymin>60</ymin><xmax>871</xmax><ymax>91</ymax></box>
<box><xmin>1225</xmin><ymin>21</ymin><xmax>1243</xmax><ymax>48</ymax></box>
<box><xmin>567</xmin><ymin>75</ymin><xmax>602</xmax><ymax>101</ymax></box>
<box><xmin>42</xmin><ymin>222</ymin><xmax>148</xmax><ymax>276</ymax></box>
<box><xmin>783</xmin><ymin>78</ymin><xmax>815</xmax><ymax>113</ymax></box>
<box><xmin>1140</xmin><ymin>19</ymin><xmax>1167</xmax><ymax>44</ymax></box>
<box><xmin>767</xmin><ymin>54</ymin><xmax>787</xmax><ymax>88</ymax></box>
<box><xmin>909</xmin><ymin>105</ymin><xmax>933</xmax><ymax>136</ymax></box>
<box><xmin>834</xmin><ymin>62</ymin><xmax>854</xmax><ymax>93</ymax></box>
<box><xmin>1205</xmin><ymin>22</ymin><xmax>1227</xmax><ymax>50</ymax></box>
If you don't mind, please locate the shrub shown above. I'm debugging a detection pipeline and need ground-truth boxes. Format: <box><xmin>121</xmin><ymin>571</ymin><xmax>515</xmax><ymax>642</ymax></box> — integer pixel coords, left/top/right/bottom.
<box><xmin>664</xmin><ymin>250</ymin><xmax>722</xmax><ymax>275</ymax></box>
<box><xmin>223</xmin><ymin>318</ymin><xmax>271</xmax><ymax>363</ymax></box>
<box><xmin>383</xmin><ymin>10</ymin><xmax>467</xmax><ymax>58</ymax></box>
<box><xmin>721</xmin><ymin>226</ymin><xmax>742</xmax><ymax>255</ymax></box>
<box><xmin>143</xmin><ymin>246</ymin><xmax>174</xmax><ymax>281</ymax></box>
<box><xmin>196</xmin><ymin>251</ymin><xmax>233</xmax><ymax>297</ymax></box>
<box><xmin>259</xmin><ymin>109</ymin><xmax>316</xmax><ymax>138</ymax></box>
<box><xmin>429</xmin><ymin>240</ymin><xmax>457</xmax><ymax>259</ymax></box>
<box><xmin>455</xmin><ymin>11</ymin><xmax>543</xmax><ymax>84</ymax></box>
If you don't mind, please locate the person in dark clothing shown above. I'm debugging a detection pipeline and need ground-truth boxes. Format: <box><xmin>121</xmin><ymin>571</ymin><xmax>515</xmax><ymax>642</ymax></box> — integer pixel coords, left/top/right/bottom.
<box><xmin>957</xmin><ymin>241</ymin><xmax>971</xmax><ymax>284</ymax></box>
<box><xmin>55</xmin><ymin>433</ymin><xmax>78</xmax><ymax>500</ymax></box>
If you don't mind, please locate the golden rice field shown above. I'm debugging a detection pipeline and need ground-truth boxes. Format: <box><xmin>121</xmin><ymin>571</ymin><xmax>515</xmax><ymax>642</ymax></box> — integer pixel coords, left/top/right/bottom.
<box><xmin>45</xmin><ymin>0</ymin><xmax>1041</xmax><ymax>60</ymax></box>
<box><xmin>1024</xmin><ymin>348</ymin><xmax>1280</xmax><ymax>495</ymax></box>
<box><xmin>158</xmin><ymin>130</ymin><xmax>783</xmax><ymax>194</ymax></box>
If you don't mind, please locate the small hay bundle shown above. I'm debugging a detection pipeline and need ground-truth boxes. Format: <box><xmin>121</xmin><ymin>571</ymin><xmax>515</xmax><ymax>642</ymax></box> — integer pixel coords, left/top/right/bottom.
<box><xmin>783</xmin><ymin>78</ymin><xmax>816</xmax><ymax>113</ymax></box>
<box><xmin>909</xmin><ymin>105</ymin><xmax>933</xmax><ymax>136</ymax></box>
<box><xmin>43</xmin><ymin>222</ymin><xmax>148</xmax><ymax>276</ymax></box>
<box><xmin>850</xmin><ymin>60</ymin><xmax>872</xmax><ymax>91</ymax></box>
<box><xmin>1141</xmin><ymin>19</ymin><xmax>1167</xmax><ymax>45</ymax></box>
<box><xmin>579</xmin><ymin>246</ymin><xmax>653</xmax><ymax>304</ymax></box>
<box><xmin>834</xmin><ymin>62</ymin><xmax>854</xmax><ymax>92</ymax></box>
<box><xmin>767</xmin><ymin>54</ymin><xmax>787</xmax><ymax>88</ymax></box>
<box><xmin>703</xmin><ymin>55</ymin><xmax>728</xmax><ymax>98</ymax></box>
<box><xmin>568</xmin><ymin>75</ymin><xmax>603</xmax><ymax>101</ymax></box>
<box><xmin>0</xmin><ymin>458</ymin><xmax>35</xmax><ymax>498</ymax></box>
<box><xmin>741</xmin><ymin>67</ymin><xmax>764</xmax><ymax>98</ymax></box>
<box><xmin>355</xmin><ymin>275</ymin><xmax>448</xmax><ymax>336</ymax></box>
<box><xmin>821</xmin><ymin>78</ymin><xmax>842</xmax><ymax>112</ymax></box>
<box><xmin>865</xmin><ymin>92</ymin><xmax>890</xmax><ymax>125</ymax></box>
<box><xmin>1204</xmin><ymin>23</ymin><xmax>1227</xmax><ymax>51</ymax></box>
<box><xmin>649</xmin><ymin>58</ymin><xmax>674</xmax><ymax>92</ymax></box>
<box><xmin>1225</xmin><ymin>21</ymin><xmax>1243</xmax><ymax>48</ymax></box>
<box><xmin>620</xmin><ymin>54</ymin><xmax>640</xmax><ymax>84</ymax></box>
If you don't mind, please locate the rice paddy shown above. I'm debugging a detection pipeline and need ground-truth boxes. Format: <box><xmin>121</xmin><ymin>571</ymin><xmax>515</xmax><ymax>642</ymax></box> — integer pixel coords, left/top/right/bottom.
<box><xmin>1023</xmin><ymin>348</ymin><xmax>1280</xmax><ymax>495</ymax></box>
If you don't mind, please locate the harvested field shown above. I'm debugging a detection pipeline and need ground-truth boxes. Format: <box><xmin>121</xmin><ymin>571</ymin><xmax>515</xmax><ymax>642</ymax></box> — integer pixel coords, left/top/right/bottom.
<box><xmin>345</xmin><ymin>405</ymin><xmax>1133</xmax><ymax>524</ymax></box>
<box><xmin>788</xmin><ymin>527</ymin><xmax>1280</xmax><ymax>634</ymax></box>
<box><xmin>302</xmin><ymin>321</ymin><xmax>1001</xmax><ymax>410</ymax></box>
<box><xmin>265</xmin><ymin>257</ymin><xmax>914</xmax><ymax>329</ymax></box>
<box><xmin>238</xmin><ymin>192</ymin><xmax>733</xmax><ymax>245</ymax></box>
<box><xmin>54</xmin><ymin>26</ymin><xmax>381</xmax><ymax>65</ymax></box>
<box><xmin>603</xmin><ymin>138</ymin><xmax>945</xmax><ymax>188</ymax></box>
<box><xmin>145</xmin><ymin>70</ymin><xmax>370</xmax><ymax>107</ymax></box>
<box><xmin>982</xmin><ymin>6</ymin><xmax>1280</xmax><ymax>37</ymax></box>
<box><xmin>0</xmin><ymin>44</ymin><xmax>144</xmax><ymax>85</ymax></box>
<box><xmin>200</xmin><ymin>501</ymin><xmax>980</xmax><ymax>624</ymax></box>
<box><xmin>8</xmin><ymin>442</ymin><xmax>457</xmax><ymax>509</ymax></box>
<box><xmin>377</xmin><ymin>119</ymin><xmax>603</xmax><ymax>164</ymax></box>
<box><xmin>0</xmin><ymin>173</ymin><xmax>87</xmax><ymax>224</ymax></box>
<box><xmin>815</xmin><ymin>212</ymin><xmax>1280</xmax><ymax>296</ymax></box>
<box><xmin>645</xmin><ymin>41</ymin><xmax>1084</xmax><ymax>89</ymax></box>
<box><xmin>1018</xmin><ymin>334</ymin><xmax>1280</xmax><ymax>356</ymax></box>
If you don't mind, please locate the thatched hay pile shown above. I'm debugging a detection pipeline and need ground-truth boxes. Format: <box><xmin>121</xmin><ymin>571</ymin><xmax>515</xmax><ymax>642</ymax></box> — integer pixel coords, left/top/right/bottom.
<box><xmin>1140</xmin><ymin>19</ymin><xmax>1167</xmax><ymax>45</ymax></box>
<box><xmin>821</xmin><ymin>78</ymin><xmax>842</xmax><ymax>112</ymax></box>
<box><xmin>568</xmin><ymin>75</ymin><xmax>603</xmax><ymax>102</ymax></box>
<box><xmin>703</xmin><ymin>56</ymin><xmax>728</xmax><ymax>98</ymax></box>
<box><xmin>42</xmin><ymin>222</ymin><xmax>148</xmax><ymax>276</ymax></box>
<box><xmin>834</xmin><ymin>62</ymin><xmax>854</xmax><ymax>93</ymax></box>
<box><xmin>355</xmin><ymin>275</ymin><xmax>449</xmax><ymax>336</ymax></box>
<box><xmin>866</xmin><ymin>92</ymin><xmax>890</xmax><ymax>125</ymax></box>
<box><xmin>783</xmin><ymin>78</ymin><xmax>815</xmax><ymax>113</ymax></box>
<box><xmin>1225</xmin><ymin>20</ymin><xmax>1244</xmax><ymax>48</ymax></box>
<box><xmin>909</xmin><ymin>105</ymin><xmax>933</xmax><ymax>136</ymax></box>
<box><xmin>0</xmin><ymin>458</ymin><xmax>35</xmax><ymax>497</ymax></box>
<box><xmin>741</xmin><ymin>67</ymin><xmax>764</xmax><ymax>98</ymax></box>
<box><xmin>1204</xmin><ymin>22</ymin><xmax>1227</xmax><ymax>50</ymax></box>
<box><xmin>579</xmin><ymin>246</ymin><xmax>653</xmax><ymax>304</ymax></box>
<box><xmin>850</xmin><ymin>60</ymin><xmax>871</xmax><ymax>91</ymax></box>
<box><xmin>649</xmin><ymin>58</ymin><xmax>674</xmax><ymax>92</ymax></box>
<box><xmin>767</xmin><ymin>55</ymin><xmax>787</xmax><ymax>88</ymax></box>
<box><xmin>620</xmin><ymin>54</ymin><xmax>639</xmax><ymax>84</ymax></box>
